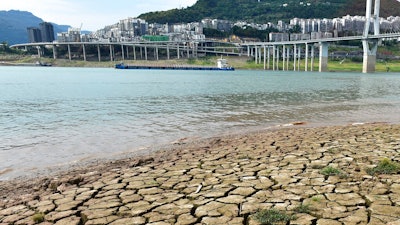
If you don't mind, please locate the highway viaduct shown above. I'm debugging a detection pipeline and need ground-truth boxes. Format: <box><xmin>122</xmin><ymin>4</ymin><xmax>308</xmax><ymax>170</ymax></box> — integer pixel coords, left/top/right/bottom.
<box><xmin>10</xmin><ymin>0</ymin><xmax>400</xmax><ymax>73</ymax></box>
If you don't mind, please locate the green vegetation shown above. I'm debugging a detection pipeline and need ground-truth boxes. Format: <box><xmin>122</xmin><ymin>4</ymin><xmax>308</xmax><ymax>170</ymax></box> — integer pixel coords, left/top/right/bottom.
<box><xmin>367</xmin><ymin>158</ymin><xmax>400</xmax><ymax>176</ymax></box>
<box><xmin>253</xmin><ymin>208</ymin><xmax>295</xmax><ymax>225</ymax></box>
<box><xmin>139</xmin><ymin>0</ymin><xmax>400</xmax><ymax>24</ymax></box>
<box><xmin>311</xmin><ymin>195</ymin><xmax>322</xmax><ymax>202</ymax></box>
<box><xmin>32</xmin><ymin>213</ymin><xmax>45</xmax><ymax>223</ymax></box>
<box><xmin>295</xmin><ymin>204</ymin><xmax>311</xmax><ymax>214</ymax></box>
<box><xmin>320</xmin><ymin>166</ymin><xmax>343</xmax><ymax>176</ymax></box>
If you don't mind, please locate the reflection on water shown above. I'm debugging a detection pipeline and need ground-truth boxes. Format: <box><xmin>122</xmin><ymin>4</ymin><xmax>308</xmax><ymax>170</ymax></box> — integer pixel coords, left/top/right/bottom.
<box><xmin>1</xmin><ymin>67</ymin><xmax>400</xmax><ymax>179</ymax></box>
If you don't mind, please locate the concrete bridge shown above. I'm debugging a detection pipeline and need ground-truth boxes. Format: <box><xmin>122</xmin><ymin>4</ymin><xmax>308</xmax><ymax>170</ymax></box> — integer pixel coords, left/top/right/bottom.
<box><xmin>243</xmin><ymin>32</ymin><xmax>400</xmax><ymax>73</ymax></box>
<box><xmin>242</xmin><ymin>0</ymin><xmax>400</xmax><ymax>73</ymax></box>
<box><xmin>11</xmin><ymin>40</ymin><xmax>243</xmax><ymax>62</ymax></box>
<box><xmin>10</xmin><ymin>0</ymin><xmax>400</xmax><ymax>73</ymax></box>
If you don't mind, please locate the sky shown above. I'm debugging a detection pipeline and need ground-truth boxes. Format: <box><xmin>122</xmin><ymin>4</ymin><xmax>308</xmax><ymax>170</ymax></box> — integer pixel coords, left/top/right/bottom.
<box><xmin>1</xmin><ymin>0</ymin><xmax>198</xmax><ymax>31</ymax></box>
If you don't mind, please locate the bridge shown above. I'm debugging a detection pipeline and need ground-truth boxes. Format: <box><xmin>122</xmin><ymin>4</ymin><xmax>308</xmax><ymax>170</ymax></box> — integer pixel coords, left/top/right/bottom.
<box><xmin>10</xmin><ymin>40</ymin><xmax>243</xmax><ymax>62</ymax></box>
<box><xmin>242</xmin><ymin>0</ymin><xmax>400</xmax><ymax>73</ymax></box>
<box><xmin>10</xmin><ymin>0</ymin><xmax>400</xmax><ymax>73</ymax></box>
<box><xmin>242</xmin><ymin>32</ymin><xmax>400</xmax><ymax>73</ymax></box>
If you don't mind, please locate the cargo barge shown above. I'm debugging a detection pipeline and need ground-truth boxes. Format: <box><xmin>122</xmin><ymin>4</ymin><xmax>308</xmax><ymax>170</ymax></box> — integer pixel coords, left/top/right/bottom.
<box><xmin>115</xmin><ymin>58</ymin><xmax>234</xmax><ymax>71</ymax></box>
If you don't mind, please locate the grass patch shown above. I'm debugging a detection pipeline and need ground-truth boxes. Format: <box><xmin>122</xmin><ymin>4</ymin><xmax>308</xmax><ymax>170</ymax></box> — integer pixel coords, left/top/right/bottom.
<box><xmin>295</xmin><ymin>204</ymin><xmax>311</xmax><ymax>214</ymax></box>
<box><xmin>320</xmin><ymin>166</ymin><xmax>343</xmax><ymax>176</ymax></box>
<box><xmin>367</xmin><ymin>158</ymin><xmax>400</xmax><ymax>176</ymax></box>
<box><xmin>32</xmin><ymin>213</ymin><xmax>45</xmax><ymax>223</ymax></box>
<box><xmin>311</xmin><ymin>196</ymin><xmax>322</xmax><ymax>202</ymax></box>
<box><xmin>253</xmin><ymin>209</ymin><xmax>295</xmax><ymax>225</ymax></box>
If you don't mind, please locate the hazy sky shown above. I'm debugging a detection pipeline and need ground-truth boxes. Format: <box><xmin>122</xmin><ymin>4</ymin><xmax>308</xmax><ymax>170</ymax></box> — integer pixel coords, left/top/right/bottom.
<box><xmin>1</xmin><ymin>0</ymin><xmax>198</xmax><ymax>31</ymax></box>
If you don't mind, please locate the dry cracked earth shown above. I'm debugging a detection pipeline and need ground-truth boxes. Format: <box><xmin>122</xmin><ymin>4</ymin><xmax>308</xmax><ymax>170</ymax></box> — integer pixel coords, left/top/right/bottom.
<box><xmin>1</xmin><ymin>124</ymin><xmax>400</xmax><ymax>225</ymax></box>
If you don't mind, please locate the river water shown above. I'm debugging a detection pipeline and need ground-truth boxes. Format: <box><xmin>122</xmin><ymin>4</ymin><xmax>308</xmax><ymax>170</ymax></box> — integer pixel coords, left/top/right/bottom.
<box><xmin>1</xmin><ymin>66</ymin><xmax>400</xmax><ymax>180</ymax></box>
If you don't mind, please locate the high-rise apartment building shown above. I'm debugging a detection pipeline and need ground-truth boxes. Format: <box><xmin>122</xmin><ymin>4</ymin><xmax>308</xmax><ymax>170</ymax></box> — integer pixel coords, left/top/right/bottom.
<box><xmin>27</xmin><ymin>27</ymin><xmax>42</xmax><ymax>43</ymax></box>
<box><xmin>39</xmin><ymin>22</ymin><xmax>55</xmax><ymax>42</ymax></box>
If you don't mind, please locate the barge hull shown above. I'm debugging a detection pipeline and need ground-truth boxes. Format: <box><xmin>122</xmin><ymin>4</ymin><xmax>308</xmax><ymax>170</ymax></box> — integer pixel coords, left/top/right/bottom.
<box><xmin>115</xmin><ymin>64</ymin><xmax>234</xmax><ymax>71</ymax></box>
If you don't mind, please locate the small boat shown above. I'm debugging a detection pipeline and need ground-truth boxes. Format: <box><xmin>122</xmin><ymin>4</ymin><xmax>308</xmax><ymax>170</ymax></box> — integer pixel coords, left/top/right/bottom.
<box><xmin>115</xmin><ymin>58</ymin><xmax>234</xmax><ymax>71</ymax></box>
<box><xmin>36</xmin><ymin>61</ymin><xmax>52</xmax><ymax>67</ymax></box>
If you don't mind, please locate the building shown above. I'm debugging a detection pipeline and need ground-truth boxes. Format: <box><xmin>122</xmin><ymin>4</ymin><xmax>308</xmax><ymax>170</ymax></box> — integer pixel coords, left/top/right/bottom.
<box><xmin>40</xmin><ymin>22</ymin><xmax>55</xmax><ymax>42</ymax></box>
<box><xmin>27</xmin><ymin>27</ymin><xmax>42</xmax><ymax>43</ymax></box>
<box><xmin>57</xmin><ymin>27</ymin><xmax>82</xmax><ymax>42</ymax></box>
<box><xmin>27</xmin><ymin>22</ymin><xmax>55</xmax><ymax>43</ymax></box>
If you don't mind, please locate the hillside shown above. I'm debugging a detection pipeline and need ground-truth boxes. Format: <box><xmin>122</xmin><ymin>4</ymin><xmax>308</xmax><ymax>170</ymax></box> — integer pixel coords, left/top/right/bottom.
<box><xmin>139</xmin><ymin>0</ymin><xmax>400</xmax><ymax>24</ymax></box>
<box><xmin>0</xmin><ymin>10</ymin><xmax>70</xmax><ymax>45</ymax></box>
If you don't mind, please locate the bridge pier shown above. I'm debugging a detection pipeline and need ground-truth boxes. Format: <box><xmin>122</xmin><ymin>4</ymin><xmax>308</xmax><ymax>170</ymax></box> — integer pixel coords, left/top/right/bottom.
<box><xmin>121</xmin><ymin>45</ymin><xmax>124</xmax><ymax>61</ymax></box>
<box><xmin>319</xmin><ymin>42</ymin><xmax>329</xmax><ymax>72</ymax></box>
<box><xmin>276</xmin><ymin>46</ymin><xmax>280</xmax><ymax>70</ymax></box>
<box><xmin>109</xmin><ymin>45</ymin><xmax>113</xmax><ymax>61</ymax></box>
<box><xmin>144</xmin><ymin>46</ymin><xmax>148</xmax><ymax>60</ymax></box>
<box><xmin>362</xmin><ymin>40</ymin><xmax>378</xmax><ymax>73</ymax></box>
<box><xmin>97</xmin><ymin>45</ymin><xmax>101</xmax><ymax>62</ymax></box>
<box><xmin>311</xmin><ymin>45</ymin><xmax>315</xmax><ymax>71</ymax></box>
<box><xmin>167</xmin><ymin>45</ymin><xmax>170</xmax><ymax>60</ymax></box>
<box><xmin>293</xmin><ymin>45</ymin><xmax>297</xmax><ymax>71</ymax></box>
<box><xmin>297</xmin><ymin>46</ymin><xmax>301</xmax><ymax>71</ymax></box>
<box><xmin>68</xmin><ymin>44</ymin><xmax>72</xmax><ymax>61</ymax></box>
<box><xmin>83</xmin><ymin>44</ymin><xmax>87</xmax><ymax>61</ymax></box>
<box><xmin>286</xmin><ymin>46</ymin><xmax>290</xmax><ymax>70</ymax></box>
<box><xmin>305</xmin><ymin>44</ymin><xmax>309</xmax><ymax>71</ymax></box>
<box><xmin>133</xmin><ymin>45</ymin><xmax>136</xmax><ymax>60</ymax></box>
<box><xmin>267</xmin><ymin>46</ymin><xmax>270</xmax><ymax>70</ymax></box>
<box><xmin>53</xmin><ymin>45</ymin><xmax>57</xmax><ymax>59</ymax></box>
<box><xmin>255</xmin><ymin>47</ymin><xmax>258</xmax><ymax>64</ymax></box>
<box><xmin>362</xmin><ymin>0</ymin><xmax>380</xmax><ymax>73</ymax></box>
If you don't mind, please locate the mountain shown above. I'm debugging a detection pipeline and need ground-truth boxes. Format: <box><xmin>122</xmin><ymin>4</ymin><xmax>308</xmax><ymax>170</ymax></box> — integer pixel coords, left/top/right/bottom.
<box><xmin>0</xmin><ymin>10</ymin><xmax>71</xmax><ymax>45</ymax></box>
<box><xmin>139</xmin><ymin>0</ymin><xmax>400</xmax><ymax>24</ymax></box>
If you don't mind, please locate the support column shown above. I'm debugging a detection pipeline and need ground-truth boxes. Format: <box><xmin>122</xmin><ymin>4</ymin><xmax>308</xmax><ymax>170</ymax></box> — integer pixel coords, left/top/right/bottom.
<box><xmin>167</xmin><ymin>45</ymin><xmax>170</xmax><ymax>60</ymax></box>
<box><xmin>311</xmin><ymin>45</ymin><xmax>314</xmax><ymax>71</ymax></box>
<box><xmin>97</xmin><ymin>45</ymin><xmax>101</xmax><ymax>62</ymax></box>
<box><xmin>297</xmin><ymin>46</ymin><xmax>301</xmax><ymax>71</ymax></box>
<box><xmin>282</xmin><ymin>45</ymin><xmax>286</xmax><ymax>71</ymax></box>
<box><xmin>109</xmin><ymin>45</ymin><xmax>113</xmax><ymax>61</ymax></box>
<box><xmin>255</xmin><ymin>47</ymin><xmax>258</xmax><ymax>64</ymax></box>
<box><xmin>52</xmin><ymin>45</ymin><xmax>57</xmax><ymax>59</ymax></box>
<box><xmin>263</xmin><ymin>46</ymin><xmax>267</xmax><ymax>70</ymax></box>
<box><xmin>144</xmin><ymin>46</ymin><xmax>148</xmax><ymax>61</ymax></box>
<box><xmin>259</xmin><ymin>47</ymin><xmax>262</xmax><ymax>64</ymax></box>
<box><xmin>272</xmin><ymin>45</ymin><xmax>276</xmax><ymax>71</ymax></box>
<box><xmin>121</xmin><ymin>45</ymin><xmax>124</xmax><ymax>61</ymax></box>
<box><xmin>286</xmin><ymin>46</ymin><xmax>290</xmax><ymax>70</ymax></box>
<box><xmin>133</xmin><ymin>45</ymin><xmax>136</xmax><ymax>60</ymax></box>
<box><xmin>361</xmin><ymin>0</ymin><xmax>380</xmax><ymax>73</ymax></box>
<box><xmin>276</xmin><ymin>46</ymin><xmax>280</xmax><ymax>71</ymax></box>
<box><xmin>374</xmin><ymin>0</ymin><xmax>380</xmax><ymax>35</ymax></box>
<box><xmin>156</xmin><ymin>46</ymin><xmax>159</xmax><ymax>61</ymax></box>
<box><xmin>82</xmin><ymin>44</ymin><xmax>87</xmax><ymax>61</ymax></box>
<box><xmin>364</xmin><ymin>0</ymin><xmax>373</xmax><ymax>37</ymax></box>
<box><xmin>319</xmin><ymin>42</ymin><xmax>329</xmax><ymax>72</ymax></box>
<box><xmin>177</xmin><ymin>44</ymin><xmax>180</xmax><ymax>59</ymax></box>
<box><xmin>362</xmin><ymin>40</ymin><xmax>378</xmax><ymax>73</ymax></box>
<box><xmin>267</xmin><ymin>47</ymin><xmax>270</xmax><ymax>70</ymax></box>
<box><xmin>37</xmin><ymin>46</ymin><xmax>41</xmax><ymax>58</ymax></box>
<box><xmin>247</xmin><ymin>46</ymin><xmax>250</xmax><ymax>57</ymax></box>
<box><xmin>186</xmin><ymin>44</ymin><xmax>190</xmax><ymax>58</ymax></box>
<box><xmin>305</xmin><ymin>44</ymin><xmax>309</xmax><ymax>72</ymax></box>
<box><xmin>293</xmin><ymin>45</ymin><xmax>297</xmax><ymax>71</ymax></box>
<box><xmin>68</xmin><ymin>44</ymin><xmax>72</xmax><ymax>61</ymax></box>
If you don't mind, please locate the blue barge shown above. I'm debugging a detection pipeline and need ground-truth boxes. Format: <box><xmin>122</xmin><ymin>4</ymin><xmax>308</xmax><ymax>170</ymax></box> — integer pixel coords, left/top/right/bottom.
<box><xmin>115</xmin><ymin>58</ymin><xmax>234</xmax><ymax>71</ymax></box>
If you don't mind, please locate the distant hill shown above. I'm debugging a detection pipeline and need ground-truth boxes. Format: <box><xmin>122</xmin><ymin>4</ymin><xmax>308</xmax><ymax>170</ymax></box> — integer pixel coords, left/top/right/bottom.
<box><xmin>0</xmin><ymin>10</ymin><xmax>71</xmax><ymax>45</ymax></box>
<box><xmin>139</xmin><ymin>0</ymin><xmax>400</xmax><ymax>24</ymax></box>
